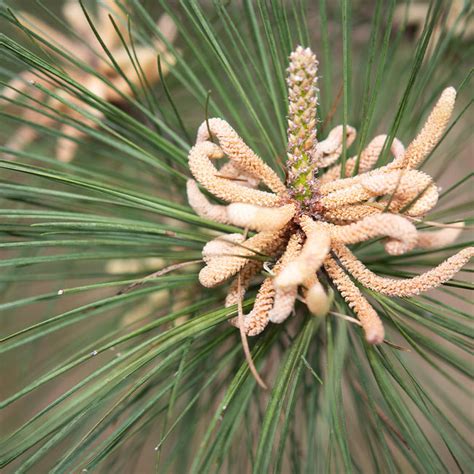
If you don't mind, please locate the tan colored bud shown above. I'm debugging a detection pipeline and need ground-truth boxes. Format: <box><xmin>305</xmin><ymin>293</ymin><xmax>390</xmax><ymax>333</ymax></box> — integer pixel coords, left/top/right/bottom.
<box><xmin>227</xmin><ymin>203</ymin><xmax>296</xmax><ymax>231</ymax></box>
<box><xmin>324</xmin><ymin>255</ymin><xmax>385</xmax><ymax>345</ymax></box>
<box><xmin>333</xmin><ymin>242</ymin><xmax>474</xmax><ymax>297</ymax></box>
<box><xmin>306</xmin><ymin>281</ymin><xmax>331</xmax><ymax>318</ymax></box>
<box><xmin>391</xmin><ymin>87</ymin><xmax>456</xmax><ymax>170</ymax></box>
<box><xmin>416</xmin><ymin>222</ymin><xmax>465</xmax><ymax>249</ymax></box>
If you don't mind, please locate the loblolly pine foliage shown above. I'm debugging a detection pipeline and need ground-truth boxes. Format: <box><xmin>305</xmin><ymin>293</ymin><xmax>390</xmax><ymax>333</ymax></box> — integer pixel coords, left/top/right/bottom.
<box><xmin>0</xmin><ymin>0</ymin><xmax>473</xmax><ymax>472</ymax></box>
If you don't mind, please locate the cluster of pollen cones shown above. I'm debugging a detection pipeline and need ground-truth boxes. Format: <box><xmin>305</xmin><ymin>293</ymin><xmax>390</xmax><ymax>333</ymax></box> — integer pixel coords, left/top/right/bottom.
<box><xmin>186</xmin><ymin>46</ymin><xmax>473</xmax><ymax>345</ymax></box>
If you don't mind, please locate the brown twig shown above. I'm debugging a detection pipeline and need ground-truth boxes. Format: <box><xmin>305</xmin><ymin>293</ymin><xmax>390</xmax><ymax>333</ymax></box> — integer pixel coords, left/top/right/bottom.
<box><xmin>205</xmin><ymin>89</ymin><xmax>215</xmax><ymax>143</ymax></box>
<box><xmin>117</xmin><ymin>260</ymin><xmax>201</xmax><ymax>295</ymax></box>
<box><xmin>407</xmin><ymin>217</ymin><xmax>472</xmax><ymax>230</ymax></box>
<box><xmin>352</xmin><ymin>379</ymin><xmax>410</xmax><ymax>449</ymax></box>
<box><xmin>214</xmin><ymin>174</ymin><xmax>250</xmax><ymax>182</ymax></box>
<box><xmin>383</xmin><ymin>339</ymin><xmax>411</xmax><ymax>352</ymax></box>
<box><xmin>237</xmin><ymin>274</ymin><xmax>268</xmax><ymax>390</ymax></box>
<box><xmin>321</xmin><ymin>82</ymin><xmax>343</xmax><ymax>132</ymax></box>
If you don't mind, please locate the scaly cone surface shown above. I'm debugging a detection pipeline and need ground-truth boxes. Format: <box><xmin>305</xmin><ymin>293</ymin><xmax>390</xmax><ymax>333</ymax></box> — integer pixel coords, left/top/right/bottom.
<box><xmin>286</xmin><ymin>46</ymin><xmax>319</xmax><ymax>205</ymax></box>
